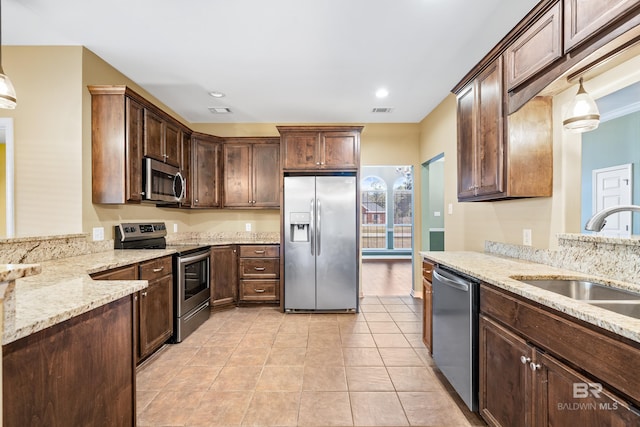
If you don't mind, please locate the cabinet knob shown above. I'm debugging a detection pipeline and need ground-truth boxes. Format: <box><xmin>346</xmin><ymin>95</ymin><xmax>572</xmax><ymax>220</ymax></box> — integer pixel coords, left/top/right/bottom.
<box><xmin>195</xmin><ymin>199</ymin><xmax>199</xmax><ymax>203</ymax></box>
<box><xmin>529</xmin><ymin>362</ymin><xmax>542</xmax><ymax>371</ymax></box>
<box><xmin>141</xmin><ymin>291</ymin><xmax>147</xmax><ymax>297</ymax></box>
<box><xmin>520</xmin><ymin>356</ymin><xmax>531</xmax><ymax>364</ymax></box>
<box><xmin>316</xmin><ymin>162</ymin><xmax>321</xmax><ymax>165</ymax></box>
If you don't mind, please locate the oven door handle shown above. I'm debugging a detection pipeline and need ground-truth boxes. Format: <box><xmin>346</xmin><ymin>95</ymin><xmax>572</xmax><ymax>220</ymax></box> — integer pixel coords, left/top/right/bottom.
<box><xmin>178</xmin><ymin>250</ymin><xmax>211</xmax><ymax>266</ymax></box>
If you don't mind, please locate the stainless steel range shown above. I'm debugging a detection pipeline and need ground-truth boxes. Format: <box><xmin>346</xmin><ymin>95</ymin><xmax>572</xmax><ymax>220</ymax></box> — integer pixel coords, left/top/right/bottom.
<box><xmin>115</xmin><ymin>222</ymin><xmax>211</xmax><ymax>342</ymax></box>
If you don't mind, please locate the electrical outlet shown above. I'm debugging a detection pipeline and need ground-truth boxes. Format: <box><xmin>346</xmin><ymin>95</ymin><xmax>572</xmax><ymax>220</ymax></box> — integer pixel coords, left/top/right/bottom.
<box><xmin>523</xmin><ymin>229</ymin><xmax>532</xmax><ymax>246</ymax></box>
<box><xmin>245</xmin><ymin>223</ymin><xmax>252</xmax><ymax>232</ymax></box>
<box><xmin>448</xmin><ymin>203</ymin><xmax>453</xmax><ymax>215</ymax></box>
<box><xmin>173</xmin><ymin>223</ymin><xmax>178</xmax><ymax>233</ymax></box>
<box><xmin>92</xmin><ymin>227</ymin><xmax>104</xmax><ymax>241</ymax></box>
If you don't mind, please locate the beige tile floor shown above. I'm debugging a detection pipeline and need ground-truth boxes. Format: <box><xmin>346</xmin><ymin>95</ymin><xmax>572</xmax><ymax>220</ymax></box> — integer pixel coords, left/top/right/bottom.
<box><xmin>136</xmin><ymin>296</ymin><xmax>485</xmax><ymax>426</ymax></box>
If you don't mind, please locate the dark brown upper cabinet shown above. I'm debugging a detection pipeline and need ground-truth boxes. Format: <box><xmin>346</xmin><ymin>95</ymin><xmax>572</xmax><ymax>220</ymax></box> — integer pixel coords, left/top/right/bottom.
<box><xmin>143</xmin><ymin>108</ymin><xmax>181</xmax><ymax>167</ymax></box>
<box><xmin>457</xmin><ymin>57</ymin><xmax>553</xmax><ymax>202</ymax></box>
<box><xmin>278</xmin><ymin>126</ymin><xmax>362</xmax><ymax>171</ymax></box>
<box><xmin>190</xmin><ymin>133</ymin><xmax>222</xmax><ymax>208</ymax></box>
<box><xmin>505</xmin><ymin>1</ymin><xmax>562</xmax><ymax>91</ymax></box>
<box><xmin>564</xmin><ymin>0</ymin><xmax>640</xmax><ymax>52</ymax></box>
<box><xmin>223</xmin><ymin>138</ymin><xmax>280</xmax><ymax>209</ymax></box>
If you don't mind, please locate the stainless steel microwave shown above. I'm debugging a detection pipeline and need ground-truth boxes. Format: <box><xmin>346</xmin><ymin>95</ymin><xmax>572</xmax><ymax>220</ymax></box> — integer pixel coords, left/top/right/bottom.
<box><xmin>143</xmin><ymin>157</ymin><xmax>186</xmax><ymax>203</ymax></box>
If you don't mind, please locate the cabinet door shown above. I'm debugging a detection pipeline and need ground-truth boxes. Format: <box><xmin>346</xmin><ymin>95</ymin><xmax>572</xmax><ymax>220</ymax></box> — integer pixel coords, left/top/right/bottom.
<box><xmin>138</xmin><ymin>274</ymin><xmax>174</xmax><ymax>359</ymax></box>
<box><xmin>193</xmin><ymin>137</ymin><xmax>221</xmax><ymax>208</ymax></box>
<box><xmin>457</xmin><ymin>84</ymin><xmax>476</xmax><ymax>200</ymax></box>
<box><xmin>475</xmin><ymin>58</ymin><xmax>504</xmax><ymax>198</ymax></box>
<box><xmin>282</xmin><ymin>133</ymin><xmax>318</xmax><ymax>169</ymax></box>
<box><xmin>564</xmin><ymin>0</ymin><xmax>640</xmax><ymax>52</ymax></box>
<box><xmin>143</xmin><ymin>108</ymin><xmax>165</xmax><ymax>162</ymax></box>
<box><xmin>181</xmin><ymin>132</ymin><xmax>192</xmax><ymax>206</ymax></box>
<box><xmin>321</xmin><ymin>131</ymin><xmax>358</xmax><ymax>169</ymax></box>
<box><xmin>533</xmin><ymin>350</ymin><xmax>640</xmax><ymax>427</ymax></box>
<box><xmin>223</xmin><ymin>143</ymin><xmax>252</xmax><ymax>207</ymax></box>
<box><xmin>505</xmin><ymin>2</ymin><xmax>562</xmax><ymax>91</ymax></box>
<box><xmin>164</xmin><ymin>121</ymin><xmax>181</xmax><ymax>167</ymax></box>
<box><xmin>125</xmin><ymin>98</ymin><xmax>144</xmax><ymax>202</ymax></box>
<box><xmin>252</xmin><ymin>143</ymin><xmax>280</xmax><ymax>207</ymax></box>
<box><xmin>211</xmin><ymin>245</ymin><xmax>238</xmax><ymax>308</ymax></box>
<box><xmin>422</xmin><ymin>260</ymin><xmax>434</xmax><ymax>354</ymax></box>
<box><xmin>480</xmin><ymin>315</ymin><xmax>532</xmax><ymax>427</ymax></box>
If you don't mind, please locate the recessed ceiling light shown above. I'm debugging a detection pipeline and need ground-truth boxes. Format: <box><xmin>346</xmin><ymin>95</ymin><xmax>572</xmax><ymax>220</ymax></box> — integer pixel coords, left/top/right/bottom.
<box><xmin>208</xmin><ymin>91</ymin><xmax>226</xmax><ymax>98</ymax></box>
<box><xmin>375</xmin><ymin>88</ymin><xmax>389</xmax><ymax>98</ymax></box>
<box><xmin>208</xmin><ymin>107</ymin><xmax>232</xmax><ymax>114</ymax></box>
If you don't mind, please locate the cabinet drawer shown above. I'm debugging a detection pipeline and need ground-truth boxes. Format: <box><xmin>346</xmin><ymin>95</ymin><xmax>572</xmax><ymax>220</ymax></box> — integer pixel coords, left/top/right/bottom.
<box><xmin>239</xmin><ymin>258</ymin><xmax>279</xmax><ymax>278</ymax></box>
<box><xmin>422</xmin><ymin>260</ymin><xmax>434</xmax><ymax>282</ymax></box>
<box><xmin>91</xmin><ymin>264</ymin><xmax>138</xmax><ymax>281</ymax></box>
<box><xmin>239</xmin><ymin>245</ymin><xmax>280</xmax><ymax>258</ymax></box>
<box><xmin>240</xmin><ymin>280</ymin><xmax>279</xmax><ymax>301</ymax></box>
<box><xmin>139</xmin><ymin>256</ymin><xmax>172</xmax><ymax>281</ymax></box>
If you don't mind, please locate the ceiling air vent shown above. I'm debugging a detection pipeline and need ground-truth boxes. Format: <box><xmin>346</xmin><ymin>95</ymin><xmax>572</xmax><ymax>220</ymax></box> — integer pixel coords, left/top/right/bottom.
<box><xmin>208</xmin><ymin>107</ymin><xmax>233</xmax><ymax>114</ymax></box>
<box><xmin>372</xmin><ymin>107</ymin><xmax>393</xmax><ymax>113</ymax></box>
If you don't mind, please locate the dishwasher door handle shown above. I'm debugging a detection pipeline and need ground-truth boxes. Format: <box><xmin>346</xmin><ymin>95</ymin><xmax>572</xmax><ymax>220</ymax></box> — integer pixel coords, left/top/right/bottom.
<box><xmin>433</xmin><ymin>269</ymin><xmax>470</xmax><ymax>292</ymax></box>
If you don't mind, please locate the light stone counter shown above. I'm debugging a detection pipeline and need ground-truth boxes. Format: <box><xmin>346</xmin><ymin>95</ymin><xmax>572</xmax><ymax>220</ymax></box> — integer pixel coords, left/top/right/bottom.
<box><xmin>420</xmin><ymin>251</ymin><xmax>640</xmax><ymax>344</ymax></box>
<box><xmin>3</xmin><ymin>249</ymin><xmax>175</xmax><ymax>345</ymax></box>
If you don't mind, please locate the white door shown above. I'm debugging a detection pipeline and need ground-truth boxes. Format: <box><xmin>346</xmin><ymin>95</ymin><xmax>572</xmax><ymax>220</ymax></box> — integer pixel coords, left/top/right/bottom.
<box><xmin>592</xmin><ymin>164</ymin><xmax>632</xmax><ymax>237</ymax></box>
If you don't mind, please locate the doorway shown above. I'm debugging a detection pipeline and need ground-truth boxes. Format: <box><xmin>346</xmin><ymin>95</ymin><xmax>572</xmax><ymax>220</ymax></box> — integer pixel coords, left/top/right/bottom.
<box><xmin>421</xmin><ymin>154</ymin><xmax>445</xmax><ymax>251</ymax></box>
<box><xmin>360</xmin><ymin>165</ymin><xmax>414</xmax><ymax>296</ymax></box>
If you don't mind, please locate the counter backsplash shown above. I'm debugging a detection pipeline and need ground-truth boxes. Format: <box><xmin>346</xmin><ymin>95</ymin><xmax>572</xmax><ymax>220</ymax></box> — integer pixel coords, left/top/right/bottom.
<box><xmin>0</xmin><ymin>231</ymin><xmax>282</xmax><ymax>264</ymax></box>
<box><xmin>0</xmin><ymin>234</ymin><xmax>113</xmax><ymax>264</ymax></box>
<box><xmin>485</xmin><ymin>233</ymin><xmax>640</xmax><ymax>285</ymax></box>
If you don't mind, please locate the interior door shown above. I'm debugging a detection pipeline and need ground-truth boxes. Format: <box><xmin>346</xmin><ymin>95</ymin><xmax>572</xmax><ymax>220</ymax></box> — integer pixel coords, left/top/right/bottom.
<box><xmin>592</xmin><ymin>163</ymin><xmax>632</xmax><ymax>237</ymax></box>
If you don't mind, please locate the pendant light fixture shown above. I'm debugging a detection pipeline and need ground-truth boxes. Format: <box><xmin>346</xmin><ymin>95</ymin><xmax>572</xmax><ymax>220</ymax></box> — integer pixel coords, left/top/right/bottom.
<box><xmin>562</xmin><ymin>77</ymin><xmax>599</xmax><ymax>133</ymax></box>
<box><xmin>0</xmin><ymin>0</ymin><xmax>17</xmax><ymax>109</ymax></box>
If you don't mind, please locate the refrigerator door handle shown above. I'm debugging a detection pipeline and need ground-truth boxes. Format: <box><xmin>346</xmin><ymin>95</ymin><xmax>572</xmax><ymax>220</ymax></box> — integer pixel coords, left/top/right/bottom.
<box><xmin>317</xmin><ymin>198</ymin><xmax>321</xmax><ymax>256</ymax></box>
<box><xmin>310</xmin><ymin>198</ymin><xmax>315</xmax><ymax>256</ymax></box>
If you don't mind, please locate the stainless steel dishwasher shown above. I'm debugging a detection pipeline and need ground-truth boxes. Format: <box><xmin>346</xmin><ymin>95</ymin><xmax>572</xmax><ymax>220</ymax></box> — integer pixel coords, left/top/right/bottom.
<box><xmin>432</xmin><ymin>266</ymin><xmax>479</xmax><ymax>412</ymax></box>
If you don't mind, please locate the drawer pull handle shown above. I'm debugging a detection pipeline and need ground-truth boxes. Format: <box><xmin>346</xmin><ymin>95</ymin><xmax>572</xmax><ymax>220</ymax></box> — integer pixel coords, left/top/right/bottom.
<box><xmin>254</xmin><ymin>267</ymin><xmax>266</xmax><ymax>271</ymax></box>
<box><xmin>153</xmin><ymin>267</ymin><xmax>164</xmax><ymax>273</ymax></box>
<box><xmin>254</xmin><ymin>250</ymin><xmax>265</xmax><ymax>254</ymax></box>
<box><xmin>254</xmin><ymin>289</ymin><xmax>266</xmax><ymax>293</ymax></box>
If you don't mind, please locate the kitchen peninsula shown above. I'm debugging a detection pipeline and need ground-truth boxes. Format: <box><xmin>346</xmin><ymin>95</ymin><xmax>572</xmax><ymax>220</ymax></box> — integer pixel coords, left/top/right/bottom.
<box><xmin>422</xmin><ymin>234</ymin><xmax>640</xmax><ymax>426</ymax></box>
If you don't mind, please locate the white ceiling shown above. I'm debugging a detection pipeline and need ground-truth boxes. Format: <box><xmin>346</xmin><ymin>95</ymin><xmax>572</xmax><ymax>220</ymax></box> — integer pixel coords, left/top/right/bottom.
<box><xmin>4</xmin><ymin>0</ymin><xmax>540</xmax><ymax>124</ymax></box>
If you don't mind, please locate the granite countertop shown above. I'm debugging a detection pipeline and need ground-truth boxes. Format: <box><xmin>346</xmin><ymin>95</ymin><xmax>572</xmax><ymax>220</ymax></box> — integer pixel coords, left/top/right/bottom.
<box><xmin>3</xmin><ymin>249</ymin><xmax>176</xmax><ymax>345</ymax></box>
<box><xmin>420</xmin><ymin>251</ymin><xmax>640</xmax><ymax>344</ymax></box>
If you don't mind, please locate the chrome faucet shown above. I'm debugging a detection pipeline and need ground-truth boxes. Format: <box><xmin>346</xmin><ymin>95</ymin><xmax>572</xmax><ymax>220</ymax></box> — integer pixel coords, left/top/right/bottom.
<box><xmin>585</xmin><ymin>205</ymin><xmax>640</xmax><ymax>232</ymax></box>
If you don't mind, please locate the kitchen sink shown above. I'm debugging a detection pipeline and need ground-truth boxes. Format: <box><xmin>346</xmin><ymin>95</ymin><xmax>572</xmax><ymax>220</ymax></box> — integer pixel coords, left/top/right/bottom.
<box><xmin>589</xmin><ymin>301</ymin><xmax>640</xmax><ymax>319</ymax></box>
<box><xmin>519</xmin><ymin>279</ymin><xmax>640</xmax><ymax>301</ymax></box>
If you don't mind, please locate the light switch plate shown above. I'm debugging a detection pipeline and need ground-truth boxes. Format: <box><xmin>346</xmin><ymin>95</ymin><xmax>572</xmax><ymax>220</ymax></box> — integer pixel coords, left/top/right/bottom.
<box><xmin>448</xmin><ymin>204</ymin><xmax>453</xmax><ymax>215</ymax></box>
<box><xmin>92</xmin><ymin>227</ymin><xmax>104</xmax><ymax>241</ymax></box>
<box><xmin>245</xmin><ymin>223</ymin><xmax>252</xmax><ymax>232</ymax></box>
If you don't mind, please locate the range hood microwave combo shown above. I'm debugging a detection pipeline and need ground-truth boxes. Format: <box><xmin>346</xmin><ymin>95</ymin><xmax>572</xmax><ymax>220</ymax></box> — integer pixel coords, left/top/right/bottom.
<box><xmin>142</xmin><ymin>157</ymin><xmax>186</xmax><ymax>203</ymax></box>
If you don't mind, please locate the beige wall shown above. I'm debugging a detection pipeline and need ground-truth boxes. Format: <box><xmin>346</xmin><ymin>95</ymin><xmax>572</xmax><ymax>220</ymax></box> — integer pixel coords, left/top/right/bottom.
<box><xmin>3</xmin><ymin>47</ymin><xmax>84</xmax><ymax>237</ymax></box>
<box><xmin>419</xmin><ymin>94</ymin><xmax>561</xmax><ymax>252</ymax></box>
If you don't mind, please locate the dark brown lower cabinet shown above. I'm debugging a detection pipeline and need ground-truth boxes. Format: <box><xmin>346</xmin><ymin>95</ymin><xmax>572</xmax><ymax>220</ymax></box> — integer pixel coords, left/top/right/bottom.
<box><xmin>422</xmin><ymin>260</ymin><xmax>434</xmax><ymax>354</ymax></box>
<box><xmin>211</xmin><ymin>245</ymin><xmax>238</xmax><ymax>309</ymax></box>
<box><xmin>3</xmin><ymin>297</ymin><xmax>135</xmax><ymax>426</ymax></box>
<box><xmin>480</xmin><ymin>294</ymin><xmax>640</xmax><ymax>427</ymax></box>
<box><xmin>138</xmin><ymin>274</ymin><xmax>173</xmax><ymax>360</ymax></box>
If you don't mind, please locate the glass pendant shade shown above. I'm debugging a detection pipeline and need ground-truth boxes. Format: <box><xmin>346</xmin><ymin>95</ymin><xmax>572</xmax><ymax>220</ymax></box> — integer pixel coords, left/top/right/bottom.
<box><xmin>0</xmin><ymin>66</ymin><xmax>17</xmax><ymax>109</ymax></box>
<box><xmin>563</xmin><ymin>78</ymin><xmax>599</xmax><ymax>133</ymax></box>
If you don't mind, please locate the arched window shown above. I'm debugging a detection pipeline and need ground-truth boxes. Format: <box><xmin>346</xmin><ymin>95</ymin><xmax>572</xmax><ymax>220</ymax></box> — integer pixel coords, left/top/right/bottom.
<box><xmin>361</xmin><ymin>176</ymin><xmax>387</xmax><ymax>248</ymax></box>
<box><xmin>393</xmin><ymin>168</ymin><xmax>413</xmax><ymax>249</ymax></box>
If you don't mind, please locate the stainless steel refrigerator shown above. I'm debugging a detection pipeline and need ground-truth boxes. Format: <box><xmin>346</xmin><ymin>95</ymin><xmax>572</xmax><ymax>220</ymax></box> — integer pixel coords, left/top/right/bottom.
<box><xmin>283</xmin><ymin>174</ymin><xmax>358</xmax><ymax>311</ymax></box>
